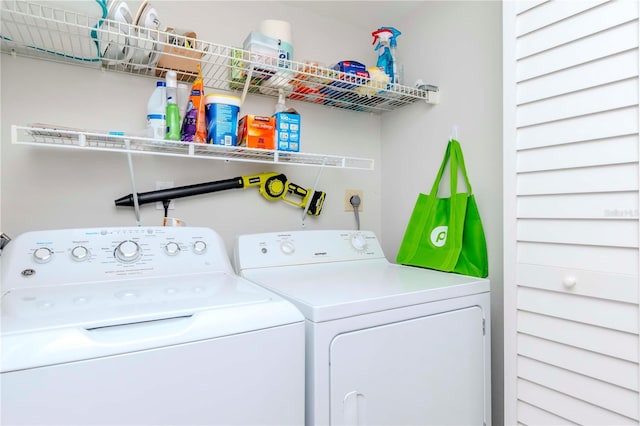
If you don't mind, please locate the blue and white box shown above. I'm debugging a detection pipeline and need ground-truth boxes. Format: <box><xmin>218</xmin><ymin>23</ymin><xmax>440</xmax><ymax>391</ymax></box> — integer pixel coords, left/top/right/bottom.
<box><xmin>274</xmin><ymin>112</ymin><xmax>300</xmax><ymax>152</ymax></box>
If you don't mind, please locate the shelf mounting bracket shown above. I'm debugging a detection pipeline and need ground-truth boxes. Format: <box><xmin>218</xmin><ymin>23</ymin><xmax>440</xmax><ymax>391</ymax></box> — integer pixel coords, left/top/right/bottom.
<box><xmin>425</xmin><ymin>89</ymin><xmax>441</xmax><ymax>105</ymax></box>
<box><xmin>239</xmin><ymin>63</ymin><xmax>255</xmax><ymax>108</ymax></box>
<box><xmin>124</xmin><ymin>139</ymin><xmax>142</xmax><ymax>226</ymax></box>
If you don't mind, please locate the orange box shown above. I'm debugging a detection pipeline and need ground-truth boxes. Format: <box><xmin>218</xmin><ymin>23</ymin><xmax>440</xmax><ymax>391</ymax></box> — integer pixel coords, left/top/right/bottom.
<box><xmin>238</xmin><ymin>115</ymin><xmax>275</xmax><ymax>149</ymax></box>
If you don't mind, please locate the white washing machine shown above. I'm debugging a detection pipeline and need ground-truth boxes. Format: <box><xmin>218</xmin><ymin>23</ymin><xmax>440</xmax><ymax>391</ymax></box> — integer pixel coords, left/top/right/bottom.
<box><xmin>234</xmin><ymin>230</ymin><xmax>491</xmax><ymax>426</ymax></box>
<box><xmin>1</xmin><ymin>226</ymin><xmax>305</xmax><ymax>426</ymax></box>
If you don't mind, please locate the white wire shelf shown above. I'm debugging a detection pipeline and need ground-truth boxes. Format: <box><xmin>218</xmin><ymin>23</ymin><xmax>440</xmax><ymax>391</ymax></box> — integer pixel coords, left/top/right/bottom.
<box><xmin>12</xmin><ymin>125</ymin><xmax>375</xmax><ymax>170</ymax></box>
<box><xmin>0</xmin><ymin>0</ymin><xmax>440</xmax><ymax>114</ymax></box>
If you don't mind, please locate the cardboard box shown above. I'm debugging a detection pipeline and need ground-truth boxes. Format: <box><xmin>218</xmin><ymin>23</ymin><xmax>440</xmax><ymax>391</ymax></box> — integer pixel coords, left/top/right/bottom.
<box><xmin>242</xmin><ymin>32</ymin><xmax>278</xmax><ymax>82</ymax></box>
<box><xmin>274</xmin><ymin>112</ymin><xmax>300</xmax><ymax>152</ymax></box>
<box><xmin>320</xmin><ymin>61</ymin><xmax>369</xmax><ymax>99</ymax></box>
<box><xmin>229</xmin><ymin>47</ymin><xmax>274</xmax><ymax>91</ymax></box>
<box><xmin>238</xmin><ymin>115</ymin><xmax>275</xmax><ymax>149</ymax></box>
<box><xmin>156</xmin><ymin>30</ymin><xmax>202</xmax><ymax>82</ymax></box>
<box><xmin>243</xmin><ymin>32</ymin><xmax>279</xmax><ymax>62</ymax></box>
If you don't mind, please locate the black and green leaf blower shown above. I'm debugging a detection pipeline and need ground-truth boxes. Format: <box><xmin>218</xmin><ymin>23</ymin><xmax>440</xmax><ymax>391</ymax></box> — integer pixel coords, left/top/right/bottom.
<box><xmin>114</xmin><ymin>172</ymin><xmax>326</xmax><ymax>216</ymax></box>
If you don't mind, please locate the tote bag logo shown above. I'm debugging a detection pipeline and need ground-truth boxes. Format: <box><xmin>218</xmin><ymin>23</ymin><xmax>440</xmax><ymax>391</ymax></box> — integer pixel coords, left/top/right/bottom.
<box><xmin>430</xmin><ymin>226</ymin><xmax>448</xmax><ymax>247</ymax></box>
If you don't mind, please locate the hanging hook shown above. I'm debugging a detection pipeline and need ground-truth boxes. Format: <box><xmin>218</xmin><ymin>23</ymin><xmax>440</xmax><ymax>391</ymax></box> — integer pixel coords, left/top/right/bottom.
<box><xmin>450</xmin><ymin>125</ymin><xmax>459</xmax><ymax>141</ymax></box>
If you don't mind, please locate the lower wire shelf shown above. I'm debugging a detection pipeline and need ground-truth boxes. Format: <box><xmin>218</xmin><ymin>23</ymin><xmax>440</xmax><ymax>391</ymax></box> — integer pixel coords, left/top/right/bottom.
<box><xmin>12</xmin><ymin>125</ymin><xmax>375</xmax><ymax>171</ymax></box>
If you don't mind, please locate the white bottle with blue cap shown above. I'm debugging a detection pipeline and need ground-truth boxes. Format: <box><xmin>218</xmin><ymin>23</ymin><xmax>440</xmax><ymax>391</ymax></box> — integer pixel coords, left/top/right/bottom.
<box><xmin>147</xmin><ymin>81</ymin><xmax>166</xmax><ymax>139</ymax></box>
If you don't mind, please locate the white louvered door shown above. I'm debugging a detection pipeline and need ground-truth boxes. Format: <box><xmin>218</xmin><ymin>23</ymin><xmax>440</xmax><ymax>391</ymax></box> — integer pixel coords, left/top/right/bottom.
<box><xmin>503</xmin><ymin>1</ymin><xmax>640</xmax><ymax>424</ymax></box>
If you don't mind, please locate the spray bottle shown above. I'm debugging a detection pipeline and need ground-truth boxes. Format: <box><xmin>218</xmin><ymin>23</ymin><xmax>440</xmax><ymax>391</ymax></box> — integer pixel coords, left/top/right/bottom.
<box><xmin>275</xmin><ymin>88</ymin><xmax>287</xmax><ymax>113</ymax></box>
<box><xmin>371</xmin><ymin>26</ymin><xmax>401</xmax><ymax>84</ymax></box>
<box><xmin>165</xmin><ymin>70</ymin><xmax>181</xmax><ymax>141</ymax></box>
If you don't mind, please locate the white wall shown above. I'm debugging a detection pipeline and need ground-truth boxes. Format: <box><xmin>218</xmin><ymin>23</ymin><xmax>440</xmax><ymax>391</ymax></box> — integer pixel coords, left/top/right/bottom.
<box><xmin>380</xmin><ymin>2</ymin><xmax>504</xmax><ymax>424</ymax></box>
<box><xmin>1</xmin><ymin>1</ymin><xmax>504</xmax><ymax>424</ymax></box>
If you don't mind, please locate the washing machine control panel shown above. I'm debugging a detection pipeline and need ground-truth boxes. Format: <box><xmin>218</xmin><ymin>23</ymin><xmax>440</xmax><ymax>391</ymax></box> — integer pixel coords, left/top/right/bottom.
<box><xmin>235</xmin><ymin>230</ymin><xmax>386</xmax><ymax>270</ymax></box>
<box><xmin>1</xmin><ymin>227</ymin><xmax>231</xmax><ymax>288</ymax></box>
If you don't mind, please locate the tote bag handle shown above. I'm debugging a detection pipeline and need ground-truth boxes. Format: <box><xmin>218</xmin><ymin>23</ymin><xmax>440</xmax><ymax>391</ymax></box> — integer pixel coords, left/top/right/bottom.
<box><xmin>428</xmin><ymin>139</ymin><xmax>455</xmax><ymax>199</ymax></box>
<box><xmin>428</xmin><ymin>139</ymin><xmax>473</xmax><ymax>200</ymax></box>
<box><xmin>428</xmin><ymin>140</ymin><xmax>471</xmax><ymax>266</ymax></box>
<box><xmin>419</xmin><ymin>139</ymin><xmax>463</xmax><ymax>269</ymax></box>
<box><xmin>451</xmin><ymin>140</ymin><xmax>473</xmax><ymax>195</ymax></box>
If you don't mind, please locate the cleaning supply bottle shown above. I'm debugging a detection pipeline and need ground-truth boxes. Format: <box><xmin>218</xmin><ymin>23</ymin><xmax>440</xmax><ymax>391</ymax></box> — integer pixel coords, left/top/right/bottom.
<box><xmin>275</xmin><ymin>89</ymin><xmax>286</xmax><ymax>113</ymax></box>
<box><xmin>165</xmin><ymin>71</ymin><xmax>181</xmax><ymax>141</ymax></box>
<box><xmin>190</xmin><ymin>65</ymin><xmax>208</xmax><ymax>143</ymax></box>
<box><xmin>147</xmin><ymin>81</ymin><xmax>166</xmax><ymax>139</ymax></box>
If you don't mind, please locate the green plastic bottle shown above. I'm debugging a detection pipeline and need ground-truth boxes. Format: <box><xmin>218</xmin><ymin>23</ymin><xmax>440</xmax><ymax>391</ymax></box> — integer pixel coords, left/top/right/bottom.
<box><xmin>165</xmin><ymin>71</ymin><xmax>181</xmax><ymax>141</ymax></box>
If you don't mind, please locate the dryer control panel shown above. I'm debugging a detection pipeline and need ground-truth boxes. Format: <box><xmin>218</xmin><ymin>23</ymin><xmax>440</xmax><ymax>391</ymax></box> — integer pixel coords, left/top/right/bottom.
<box><xmin>1</xmin><ymin>226</ymin><xmax>233</xmax><ymax>288</ymax></box>
<box><xmin>234</xmin><ymin>230</ymin><xmax>386</xmax><ymax>270</ymax></box>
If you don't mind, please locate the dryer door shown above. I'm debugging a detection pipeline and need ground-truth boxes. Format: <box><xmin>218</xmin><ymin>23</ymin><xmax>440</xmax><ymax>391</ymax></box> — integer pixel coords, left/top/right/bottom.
<box><xmin>330</xmin><ymin>306</ymin><xmax>486</xmax><ymax>425</ymax></box>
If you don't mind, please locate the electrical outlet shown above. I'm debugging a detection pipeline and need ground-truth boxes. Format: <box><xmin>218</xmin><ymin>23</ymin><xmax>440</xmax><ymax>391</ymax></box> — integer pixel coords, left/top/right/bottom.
<box><xmin>344</xmin><ymin>189</ymin><xmax>363</xmax><ymax>212</ymax></box>
<box><xmin>155</xmin><ymin>181</ymin><xmax>175</xmax><ymax>210</ymax></box>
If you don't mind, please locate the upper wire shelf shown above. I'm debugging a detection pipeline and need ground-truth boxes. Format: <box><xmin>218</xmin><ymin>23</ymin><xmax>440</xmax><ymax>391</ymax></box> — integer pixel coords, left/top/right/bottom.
<box><xmin>12</xmin><ymin>125</ymin><xmax>375</xmax><ymax>170</ymax></box>
<box><xmin>0</xmin><ymin>0</ymin><xmax>440</xmax><ymax>114</ymax></box>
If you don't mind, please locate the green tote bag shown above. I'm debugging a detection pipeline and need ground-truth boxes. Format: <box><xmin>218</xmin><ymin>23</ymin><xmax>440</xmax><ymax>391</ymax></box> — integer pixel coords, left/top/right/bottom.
<box><xmin>396</xmin><ymin>139</ymin><xmax>488</xmax><ymax>278</ymax></box>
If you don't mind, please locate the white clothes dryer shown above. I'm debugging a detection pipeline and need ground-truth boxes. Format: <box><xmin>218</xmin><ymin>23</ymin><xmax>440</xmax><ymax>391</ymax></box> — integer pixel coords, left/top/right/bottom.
<box><xmin>1</xmin><ymin>226</ymin><xmax>304</xmax><ymax>426</ymax></box>
<box><xmin>235</xmin><ymin>230</ymin><xmax>491</xmax><ymax>426</ymax></box>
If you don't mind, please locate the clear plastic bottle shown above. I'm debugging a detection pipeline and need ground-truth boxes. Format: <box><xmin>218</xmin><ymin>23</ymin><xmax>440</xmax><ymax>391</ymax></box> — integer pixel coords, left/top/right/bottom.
<box><xmin>275</xmin><ymin>89</ymin><xmax>287</xmax><ymax>113</ymax></box>
<box><xmin>165</xmin><ymin>71</ymin><xmax>181</xmax><ymax>141</ymax></box>
<box><xmin>147</xmin><ymin>81</ymin><xmax>166</xmax><ymax>139</ymax></box>
<box><xmin>177</xmin><ymin>83</ymin><xmax>191</xmax><ymax>123</ymax></box>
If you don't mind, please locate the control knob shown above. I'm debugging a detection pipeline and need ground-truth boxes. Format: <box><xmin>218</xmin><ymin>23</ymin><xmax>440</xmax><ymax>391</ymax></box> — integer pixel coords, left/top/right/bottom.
<box><xmin>33</xmin><ymin>247</ymin><xmax>53</xmax><ymax>263</ymax></box>
<box><xmin>350</xmin><ymin>233</ymin><xmax>368</xmax><ymax>251</ymax></box>
<box><xmin>114</xmin><ymin>240</ymin><xmax>141</xmax><ymax>263</ymax></box>
<box><xmin>193</xmin><ymin>240</ymin><xmax>207</xmax><ymax>254</ymax></box>
<box><xmin>71</xmin><ymin>246</ymin><xmax>90</xmax><ymax>262</ymax></box>
<box><xmin>164</xmin><ymin>242</ymin><xmax>181</xmax><ymax>256</ymax></box>
<box><xmin>280</xmin><ymin>240</ymin><xmax>295</xmax><ymax>255</ymax></box>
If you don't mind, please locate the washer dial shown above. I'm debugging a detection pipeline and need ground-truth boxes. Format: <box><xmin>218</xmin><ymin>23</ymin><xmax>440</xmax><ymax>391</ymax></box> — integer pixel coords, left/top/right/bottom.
<box><xmin>33</xmin><ymin>247</ymin><xmax>53</xmax><ymax>263</ymax></box>
<box><xmin>164</xmin><ymin>242</ymin><xmax>181</xmax><ymax>256</ymax></box>
<box><xmin>193</xmin><ymin>240</ymin><xmax>207</xmax><ymax>254</ymax></box>
<box><xmin>71</xmin><ymin>245</ymin><xmax>90</xmax><ymax>262</ymax></box>
<box><xmin>114</xmin><ymin>240</ymin><xmax>141</xmax><ymax>263</ymax></box>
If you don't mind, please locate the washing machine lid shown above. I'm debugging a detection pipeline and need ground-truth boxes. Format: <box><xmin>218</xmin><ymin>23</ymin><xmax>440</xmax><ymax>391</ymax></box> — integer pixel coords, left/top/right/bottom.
<box><xmin>1</xmin><ymin>272</ymin><xmax>303</xmax><ymax>371</ymax></box>
<box><xmin>2</xmin><ymin>271</ymin><xmax>275</xmax><ymax>332</ymax></box>
<box><xmin>241</xmin><ymin>260</ymin><xmax>489</xmax><ymax>322</ymax></box>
